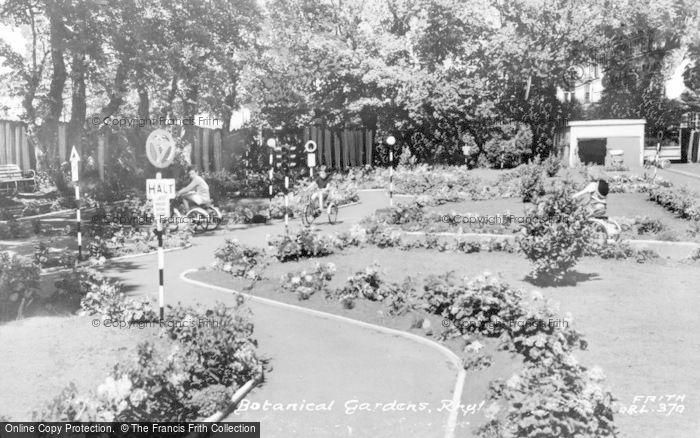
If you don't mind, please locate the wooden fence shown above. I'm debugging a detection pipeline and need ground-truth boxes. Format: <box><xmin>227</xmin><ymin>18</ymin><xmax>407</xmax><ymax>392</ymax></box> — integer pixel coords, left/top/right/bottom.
<box><xmin>0</xmin><ymin>120</ymin><xmax>33</xmax><ymax>170</ymax></box>
<box><xmin>303</xmin><ymin>126</ymin><xmax>374</xmax><ymax>169</ymax></box>
<box><xmin>0</xmin><ymin>120</ymin><xmax>377</xmax><ymax>178</ymax></box>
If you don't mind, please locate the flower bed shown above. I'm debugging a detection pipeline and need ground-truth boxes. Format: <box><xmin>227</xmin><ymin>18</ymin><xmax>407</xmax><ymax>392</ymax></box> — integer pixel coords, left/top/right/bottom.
<box><xmin>316</xmin><ymin>264</ymin><xmax>617</xmax><ymax>436</ymax></box>
<box><xmin>647</xmin><ymin>186</ymin><xmax>700</xmax><ymax>221</ymax></box>
<box><xmin>353</xmin><ymin>165</ymin><xmax>521</xmax><ymax>204</ymax></box>
<box><xmin>36</xmin><ymin>300</ymin><xmax>264</xmax><ymax>421</ymax></box>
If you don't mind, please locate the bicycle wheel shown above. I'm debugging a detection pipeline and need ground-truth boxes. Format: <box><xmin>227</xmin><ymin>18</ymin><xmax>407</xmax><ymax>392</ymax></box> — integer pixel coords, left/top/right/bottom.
<box><xmin>187</xmin><ymin>208</ymin><xmax>209</xmax><ymax>233</ymax></box>
<box><xmin>328</xmin><ymin>203</ymin><xmax>338</xmax><ymax>224</ymax></box>
<box><xmin>589</xmin><ymin>220</ymin><xmax>609</xmax><ymax>247</ymax></box>
<box><xmin>168</xmin><ymin>208</ymin><xmax>182</xmax><ymax>232</ymax></box>
<box><xmin>608</xmin><ymin>219</ymin><xmax>622</xmax><ymax>242</ymax></box>
<box><xmin>303</xmin><ymin>203</ymin><xmax>317</xmax><ymax>226</ymax></box>
<box><xmin>205</xmin><ymin>206</ymin><xmax>223</xmax><ymax>231</ymax></box>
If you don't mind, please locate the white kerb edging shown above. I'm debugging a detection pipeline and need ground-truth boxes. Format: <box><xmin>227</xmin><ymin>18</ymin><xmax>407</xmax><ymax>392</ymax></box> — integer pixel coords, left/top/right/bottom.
<box><xmin>179</xmin><ymin>269</ymin><xmax>466</xmax><ymax>438</ymax></box>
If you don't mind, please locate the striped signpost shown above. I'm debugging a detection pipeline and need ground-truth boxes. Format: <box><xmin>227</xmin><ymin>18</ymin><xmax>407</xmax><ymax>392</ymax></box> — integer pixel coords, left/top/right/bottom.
<box><xmin>267</xmin><ymin>138</ymin><xmax>277</xmax><ymax>217</ymax></box>
<box><xmin>145</xmin><ymin>129</ymin><xmax>176</xmax><ymax>321</ymax></box>
<box><xmin>386</xmin><ymin>136</ymin><xmax>396</xmax><ymax>206</ymax></box>
<box><xmin>70</xmin><ymin>147</ymin><xmax>82</xmax><ymax>261</ymax></box>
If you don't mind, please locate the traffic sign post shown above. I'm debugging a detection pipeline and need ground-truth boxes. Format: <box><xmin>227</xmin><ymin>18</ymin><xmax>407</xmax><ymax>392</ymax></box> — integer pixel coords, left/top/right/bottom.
<box><xmin>70</xmin><ymin>147</ymin><xmax>82</xmax><ymax>261</ymax></box>
<box><xmin>146</xmin><ymin>174</ymin><xmax>176</xmax><ymax>321</ymax></box>
<box><xmin>282</xmin><ymin>144</ymin><xmax>298</xmax><ymax>234</ymax></box>
<box><xmin>305</xmin><ymin>140</ymin><xmax>317</xmax><ymax>177</ymax></box>
<box><xmin>386</xmin><ymin>136</ymin><xmax>396</xmax><ymax>206</ymax></box>
<box><xmin>267</xmin><ymin>138</ymin><xmax>277</xmax><ymax>218</ymax></box>
<box><xmin>146</xmin><ymin>129</ymin><xmax>176</xmax><ymax>169</ymax></box>
<box><xmin>145</xmin><ymin>129</ymin><xmax>176</xmax><ymax>321</ymax></box>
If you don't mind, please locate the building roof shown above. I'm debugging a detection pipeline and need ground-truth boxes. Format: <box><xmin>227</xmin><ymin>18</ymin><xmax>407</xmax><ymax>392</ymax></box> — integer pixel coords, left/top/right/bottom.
<box><xmin>567</xmin><ymin>119</ymin><xmax>646</xmax><ymax>127</ymax></box>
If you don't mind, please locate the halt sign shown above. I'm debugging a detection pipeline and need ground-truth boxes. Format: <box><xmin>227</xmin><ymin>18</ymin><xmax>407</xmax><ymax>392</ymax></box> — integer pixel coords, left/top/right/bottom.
<box><xmin>146</xmin><ymin>129</ymin><xmax>176</xmax><ymax>168</ymax></box>
<box><xmin>146</xmin><ymin>178</ymin><xmax>176</xmax><ymax>218</ymax></box>
<box><xmin>146</xmin><ymin>178</ymin><xmax>176</xmax><ymax>199</ymax></box>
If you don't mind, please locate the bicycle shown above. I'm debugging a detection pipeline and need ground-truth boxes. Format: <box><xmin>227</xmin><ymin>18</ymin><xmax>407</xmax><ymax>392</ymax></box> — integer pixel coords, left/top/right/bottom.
<box><xmin>588</xmin><ymin>216</ymin><xmax>622</xmax><ymax>245</ymax></box>
<box><xmin>169</xmin><ymin>196</ymin><xmax>223</xmax><ymax>233</ymax></box>
<box><xmin>301</xmin><ymin>196</ymin><xmax>338</xmax><ymax>226</ymax></box>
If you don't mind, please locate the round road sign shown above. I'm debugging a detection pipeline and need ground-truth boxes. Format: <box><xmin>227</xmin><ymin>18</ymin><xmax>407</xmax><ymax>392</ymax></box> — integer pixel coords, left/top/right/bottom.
<box><xmin>146</xmin><ymin>129</ymin><xmax>176</xmax><ymax>168</ymax></box>
<box><xmin>386</xmin><ymin>136</ymin><xmax>396</xmax><ymax>146</ymax></box>
<box><xmin>304</xmin><ymin>140</ymin><xmax>317</xmax><ymax>153</ymax></box>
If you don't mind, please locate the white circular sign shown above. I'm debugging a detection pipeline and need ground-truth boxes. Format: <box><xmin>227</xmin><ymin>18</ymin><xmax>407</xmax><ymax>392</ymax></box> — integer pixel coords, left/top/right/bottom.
<box><xmin>386</xmin><ymin>136</ymin><xmax>396</xmax><ymax>146</ymax></box>
<box><xmin>304</xmin><ymin>140</ymin><xmax>317</xmax><ymax>153</ymax></box>
<box><xmin>146</xmin><ymin>129</ymin><xmax>176</xmax><ymax>168</ymax></box>
<box><xmin>267</xmin><ymin>138</ymin><xmax>277</xmax><ymax>148</ymax></box>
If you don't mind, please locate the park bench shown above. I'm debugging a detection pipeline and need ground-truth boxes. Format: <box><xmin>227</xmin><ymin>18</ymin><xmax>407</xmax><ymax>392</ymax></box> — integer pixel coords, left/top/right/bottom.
<box><xmin>0</xmin><ymin>164</ymin><xmax>36</xmax><ymax>195</ymax></box>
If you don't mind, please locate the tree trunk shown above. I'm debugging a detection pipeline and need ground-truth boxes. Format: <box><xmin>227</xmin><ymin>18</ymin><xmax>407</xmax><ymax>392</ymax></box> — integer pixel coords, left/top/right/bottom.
<box><xmin>160</xmin><ymin>76</ymin><xmax>178</xmax><ymax>119</ymax></box>
<box><xmin>97</xmin><ymin>62</ymin><xmax>128</xmax><ymax>120</ymax></box>
<box><xmin>137</xmin><ymin>83</ymin><xmax>150</xmax><ymax>120</ymax></box>
<box><xmin>69</xmin><ymin>52</ymin><xmax>87</xmax><ymax>163</ymax></box>
<box><xmin>39</xmin><ymin>7</ymin><xmax>69</xmax><ymax>193</ymax></box>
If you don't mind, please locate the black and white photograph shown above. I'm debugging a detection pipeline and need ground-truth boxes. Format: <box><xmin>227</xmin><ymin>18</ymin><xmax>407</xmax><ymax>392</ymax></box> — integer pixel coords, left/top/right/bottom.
<box><xmin>1</xmin><ymin>0</ymin><xmax>700</xmax><ymax>436</ymax></box>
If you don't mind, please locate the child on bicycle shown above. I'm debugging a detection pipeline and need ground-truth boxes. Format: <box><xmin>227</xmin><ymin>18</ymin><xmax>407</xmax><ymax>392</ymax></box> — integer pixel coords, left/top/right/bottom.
<box><xmin>572</xmin><ymin>178</ymin><xmax>621</xmax><ymax>239</ymax></box>
<box><xmin>572</xmin><ymin>178</ymin><xmax>609</xmax><ymax>218</ymax></box>
<box><xmin>310</xmin><ymin>166</ymin><xmax>333</xmax><ymax>213</ymax></box>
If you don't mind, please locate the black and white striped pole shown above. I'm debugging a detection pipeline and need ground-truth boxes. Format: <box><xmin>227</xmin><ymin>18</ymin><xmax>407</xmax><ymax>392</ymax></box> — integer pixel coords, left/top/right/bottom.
<box><xmin>267</xmin><ymin>138</ymin><xmax>276</xmax><ymax>218</ymax></box>
<box><xmin>70</xmin><ymin>147</ymin><xmax>82</xmax><ymax>261</ymax></box>
<box><xmin>155</xmin><ymin>173</ymin><xmax>165</xmax><ymax>321</ymax></box>
<box><xmin>144</xmin><ymin>129</ymin><xmax>176</xmax><ymax>322</ymax></box>
<box><xmin>284</xmin><ymin>173</ymin><xmax>290</xmax><ymax>231</ymax></box>
<box><xmin>386</xmin><ymin>136</ymin><xmax>396</xmax><ymax>206</ymax></box>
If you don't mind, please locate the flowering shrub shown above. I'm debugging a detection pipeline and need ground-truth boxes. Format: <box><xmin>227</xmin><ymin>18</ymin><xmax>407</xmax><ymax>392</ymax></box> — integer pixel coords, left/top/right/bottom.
<box><xmin>267</xmin><ymin>228</ymin><xmax>338</xmax><ymax>262</ymax></box>
<box><xmin>517</xmin><ymin>162</ymin><xmax>545</xmax><ymax>202</ymax></box>
<box><xmin>364</xmin><ymin>223</ymin><xmax>403</xmax><ymax>248</ymax></box>
<box><xmin>53</xmin><ymin>266</ymin><xmax>157</xmax><ymax>322</ymax></box>
<box><xmin>280</xmin><ymin>263</ymin><xmax>336</xmax><ymax>300</ymax></box>
<box><xmin>542</xmin><ymin>155</ymin><xmax>561</xmax><ymax>177</ymax></box>
<box><xmin>38</xmin><ymin>301</ymin><xmax>264</xmax><ymax>421</ymax></box>
<box><xmin>478</xmin><ymin>362</ymin><xmax>617</xmax><ymax>438</ymax></box>
<box><xmin>84</xmin><ymin>218</ymin><xmax>192</xmax><ymax>259</ymax></box>
<box><xmin>330</xmin><ymin>263</ymin><xmax>385</xmax><ymax>309</ymax></box>
<box><xmin>648</xmin><ymin>186</ymin><xmax>700</xmax><ymax>221</ymax></box>
<box><xmin>586</xmin><ymin>241</ymin><xmax>659</xmax><ymax>263</ymax></box>
<box><xmin>0</xmin><ymin>252</ymin><xmax>40</xmax><ymax>321</ymax></box>
<box><xmin>214</xmin><ymin>239</ymin><xmax>268</xmax><ymax>279</ymax></box>
<box><xmin>372</xmin><ymin>201</ymin><xmax>425</xmax><ymax>225</ymax></box>
<box><xmin>605</xmin><ymin>173</ymin><xmax>671</xmax><ymax>193</ymax></box>
<box><xmin>517</xmin><ymin>181</ymin><xmax>593</xmax><ymax>283</ymax></box>
<box><xmin>635</xmin><ymin>216</ymin><xmax>666</xmax><ymax>234</ymax></box>
<box><xmin>402</xmin><ymin>271</ymin><xmax>616</xmax><ymax>437</ymax></box>
<box><xmin>336</xmin><ymin>224</ymin><xmax>368</xmax><ymax>247</ymax></box>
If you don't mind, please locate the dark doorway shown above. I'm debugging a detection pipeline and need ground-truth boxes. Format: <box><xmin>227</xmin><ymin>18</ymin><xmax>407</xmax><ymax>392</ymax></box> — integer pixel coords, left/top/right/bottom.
<box><xmin>578</xmin><ymin>138</ymin><xmax>607</xmax><ymax>165</ymax></box>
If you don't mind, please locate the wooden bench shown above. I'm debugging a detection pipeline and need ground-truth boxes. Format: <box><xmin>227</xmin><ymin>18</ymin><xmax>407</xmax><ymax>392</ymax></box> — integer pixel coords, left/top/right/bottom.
<box><xmin>0</xmin><ymin>164</ymin><xmax>36</xmax><ymax>195</ymax></box>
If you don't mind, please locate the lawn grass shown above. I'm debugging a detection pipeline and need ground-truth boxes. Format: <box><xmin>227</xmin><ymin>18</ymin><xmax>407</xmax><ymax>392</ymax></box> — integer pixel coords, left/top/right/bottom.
<box><xmin>189</xmin><ymin>246</ymin><xmax>700</xmax><ymax>438</ymax></box>
<box><xmin>0</xmin><ymin>315</ymin><xmax>164</xmax><ymax>420</ymax></box>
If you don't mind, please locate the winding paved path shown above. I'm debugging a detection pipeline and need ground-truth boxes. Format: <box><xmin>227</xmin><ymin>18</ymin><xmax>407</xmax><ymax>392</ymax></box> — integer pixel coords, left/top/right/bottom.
<box><xmin>102</xmin><ymin>191</ymin><xmax>467</xmax><ymax>438</ymax></box>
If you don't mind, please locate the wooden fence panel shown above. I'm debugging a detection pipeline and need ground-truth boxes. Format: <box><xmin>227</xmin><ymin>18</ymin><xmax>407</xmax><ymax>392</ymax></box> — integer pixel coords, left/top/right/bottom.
<box><xmin>193</xmin><ymin>128</ymin><xmax>201</xmax><ymax>170</ymax></box>
<box><xmin>6</xmin><ymin>124</ymin><xmax>13</xmax><ymax>165</ymax></box>
<box><xmin>0</xmin><ymin>123</ymin><xmax>6</xmax><ymax>165</ymax></box>
<box><xmin>324</xmin><ymin>129</ymin><xmax>332</xmax><ymax>168</ymax></box>
<box><xmin>365</xmin><ymin>130</ymin><xmax>373</xmax><ymax>166</ymax></box>
<box><xmin>14</xmin><ymin>125</ymin><xmax>21</xmax><ymax>167</ymax></box>
<box><xmin>213</xmin><ymin>131</ymin><xmax>222</xmax><ymax>171</ymax></box>
<box><xmin>21</xmin><ymin>126</ymin><xmax>30</xmax><ymax>170</ymax></box>
<box><xmin>202</xmin><ymin>129</ymin><xmax>210</xmax><ymax>172</ymax></box>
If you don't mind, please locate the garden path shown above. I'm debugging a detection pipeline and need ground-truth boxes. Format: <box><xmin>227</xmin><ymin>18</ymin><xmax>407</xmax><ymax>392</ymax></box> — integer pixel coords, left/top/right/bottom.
<box><xmin>101</xmin><ymin>190</ymin><xmax>466</xmax><ymax>438</ymax></box>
